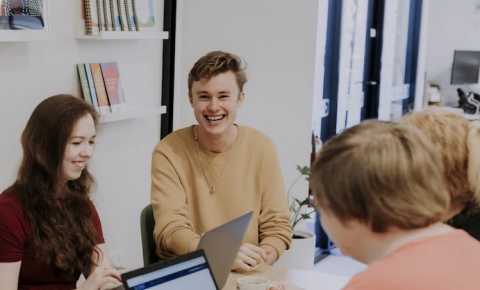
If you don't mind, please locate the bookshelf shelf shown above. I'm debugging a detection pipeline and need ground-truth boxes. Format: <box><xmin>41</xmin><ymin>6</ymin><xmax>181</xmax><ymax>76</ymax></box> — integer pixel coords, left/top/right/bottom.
<box><xmin>0</xmin><ymin>30</ymin><xmax>50</xmax><ymax>42</ymax></box>
<box><xmin>99</xmin><ymin>105</ymin><xmax>166</xmax><ymax>123</ymax></box>
<box><xmin>76</xmin><ymin>31</ymin><xmax>168</xmax><ymax>40</ymax></box>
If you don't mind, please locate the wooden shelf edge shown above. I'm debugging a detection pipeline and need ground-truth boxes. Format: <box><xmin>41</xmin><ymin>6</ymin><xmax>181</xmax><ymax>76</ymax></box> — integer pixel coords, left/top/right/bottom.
<box><xmin>99</xmin><ymin>105</ymin><xmax>166</xmax><ymax>123</ymax></box>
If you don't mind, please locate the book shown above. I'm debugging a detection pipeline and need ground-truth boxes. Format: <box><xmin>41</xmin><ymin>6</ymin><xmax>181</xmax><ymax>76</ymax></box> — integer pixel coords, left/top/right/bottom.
<box><xmin>116</xmin><ymin>0</ymin><xmax>128</xmax><ymax>31</ymax></box>
<box><xmin>4</xmin><ymin>0</ymin><xmax>43</xmax><ymax>16</ymax></box>
<box><xmin>77</xmin><ymin>64</ymin><xmax>93</xmax><ymax>106</ymax></box>
<box><xmin>82</xmin><ymin>0</ymin><xmax>93</xmax><ymax>35</ymax></box>
<box><xmin>134</xmin><ymin>0</ymin><xmax>155</xmax><ymax>29</ymax></box>
<box><xmin>102</xmin><ymin>0</ymin><xmax>111</xmax><ymax>31</ymax></box>
<box><xmin>100</xmin><ymin>62</ymin><xmax>125</xmax><ymax>112</ymax></box>
<box><xmin>96</xmin><ymin>0</ymin><xmax>104</xmax><ymax>31</ymax></box>
<box><xmin>131</xmin><ymin>0</ymin><xmax>139</xmax><ymax>31</ymax></box>
<box><xmin>109</xmin><ymin>0</ymin><xmax>120</xmax><ymax>31</ymax></box>
<box><xmin>90</xmin><ymin>63</ymin><xmax>111</xmax><ymax>113</ymax></box>
<box><xmin>124</xmin><ymin>0</ymin><xmax>135</xmax><ymax>31</ymax></box>
<box><xmin>89</xmin><ymin>0</ymin><xmax>100</xmax><ymax>34</ymax></box>
<box><xmin>84</xmin><ymin>64</ymin><xmax>100</xmax><ymax>111</ymax></box>
<box><xmin>1</xmin><ymin>0</ymin><xmax>44</xmax><ymax>30</ymax></box>
<box><xmin>8</xmin><ymin>15</ymin><xmax>43</xmax><ymax>29</ymax></box>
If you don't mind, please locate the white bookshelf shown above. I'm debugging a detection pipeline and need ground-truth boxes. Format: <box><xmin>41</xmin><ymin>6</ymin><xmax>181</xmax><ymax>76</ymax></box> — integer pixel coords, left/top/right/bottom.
<box><xmin>77</xmin><ymin>31</ymin><xmax>168</xmax><ymax>40</ymax></box>
<box><xmin>0</xmin><ymin>29</ymin><xmax>50</xmax><ymax>42</ymax></box>
<box><xmin>99</xmin><ymin>105</ymin><xmax>166</xmax><ymax>123</ymax></box>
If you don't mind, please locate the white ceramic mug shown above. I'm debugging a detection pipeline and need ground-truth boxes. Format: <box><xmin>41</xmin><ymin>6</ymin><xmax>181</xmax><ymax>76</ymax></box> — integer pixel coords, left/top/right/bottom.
<box><xmin>237</xmin><ymin>276</ymin><xmax>272</xmax><ymax>290</ymax></box>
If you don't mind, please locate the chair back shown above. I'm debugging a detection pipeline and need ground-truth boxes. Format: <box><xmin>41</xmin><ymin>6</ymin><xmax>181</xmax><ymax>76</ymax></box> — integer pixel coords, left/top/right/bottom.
<box><xmin>140</xmin><ymin>204</ymin><xmax>160</xmax><ymax>266</ymax></box>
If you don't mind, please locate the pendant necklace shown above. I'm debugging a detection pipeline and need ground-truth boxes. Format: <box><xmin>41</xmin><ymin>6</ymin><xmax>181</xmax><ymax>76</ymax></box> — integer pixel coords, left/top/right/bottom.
<box><xmin>193</xmin><ymin>126</ymin><xmax>225</xmax><ymax>194</ymax></box>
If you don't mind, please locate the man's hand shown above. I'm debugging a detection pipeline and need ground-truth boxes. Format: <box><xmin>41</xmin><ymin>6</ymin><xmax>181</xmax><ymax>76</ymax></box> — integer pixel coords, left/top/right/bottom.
<box><xmin>232</xmin><ymin>243</ymin><xmax>267</xmax><ymax>272</ymax></box>
<box><xmin>260</xmin><ymin>244</ymin><xmax>278</xmax><ymax>265</ymax></box>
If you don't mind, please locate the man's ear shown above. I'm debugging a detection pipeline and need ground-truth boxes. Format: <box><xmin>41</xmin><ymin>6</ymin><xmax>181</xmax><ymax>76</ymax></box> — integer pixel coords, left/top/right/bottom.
<box><xmin>188</xmin><ymin>94</ymin><xmax>193</xmax><ymax>105</ymax></box>
<box><xmin>238</xmin><ymin>92</ymin><xmax>245</xmax><ymax>104</ymax></box>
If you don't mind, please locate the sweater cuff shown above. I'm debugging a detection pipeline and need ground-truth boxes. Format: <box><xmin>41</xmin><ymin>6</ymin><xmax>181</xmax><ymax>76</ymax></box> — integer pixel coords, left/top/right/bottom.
<box><xmin>260</xmin><ymin>237</ymin><xmax>288</xmax><ymax>258</ymax></box>
<box><xmin>166</xmin><ymin>228</ymin><xmax>201</xmax><ymax>255</ymax></box>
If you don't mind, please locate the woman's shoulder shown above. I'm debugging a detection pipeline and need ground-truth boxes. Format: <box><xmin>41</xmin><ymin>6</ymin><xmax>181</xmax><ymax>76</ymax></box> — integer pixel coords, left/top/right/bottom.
<box><xmin>0</xmin><ymin>188</ymin><xmax>23</xmax><ymax>212</ymax></box>
<box><xmin>0</xmin><ymin>188</ymin><xmax>27</xmax><ymax>228</ymax></box>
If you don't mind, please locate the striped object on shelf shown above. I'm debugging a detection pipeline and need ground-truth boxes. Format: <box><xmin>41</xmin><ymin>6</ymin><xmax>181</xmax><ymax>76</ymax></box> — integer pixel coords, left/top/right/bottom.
<box><xmin>83</xmin><ymin>0</ymin><xmax>93</xmax><ymax>35</ymax></box>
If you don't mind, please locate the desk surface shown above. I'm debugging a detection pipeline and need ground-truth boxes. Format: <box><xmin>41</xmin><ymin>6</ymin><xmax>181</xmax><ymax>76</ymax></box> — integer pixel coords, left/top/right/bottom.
<box><xmin>223</xmin><ymin>264</ymin><xmax>351</xmax><ymax>290</ymax></box>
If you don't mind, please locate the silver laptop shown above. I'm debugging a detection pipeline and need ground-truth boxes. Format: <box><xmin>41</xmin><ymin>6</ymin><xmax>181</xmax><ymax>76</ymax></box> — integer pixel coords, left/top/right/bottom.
<box><xmin>197</xmin><ymin>211</ymin><xmax>253</xmax><ymax>289</ymax></box>
<box><xmin>120</xmin><ymin>249</ymin><xmax>219</xmax><ymax>290</ymax></box>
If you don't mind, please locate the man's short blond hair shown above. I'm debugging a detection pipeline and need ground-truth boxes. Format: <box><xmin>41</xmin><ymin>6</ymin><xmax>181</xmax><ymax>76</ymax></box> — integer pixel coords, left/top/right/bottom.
<box><xmin>310</xmin><ymin>120</ymin><xmax>450</xmax><ymax>233</ymax></box>
<box><xmin>188</xmin><ymin>51</ymin><xmax>247</xmax><ymax>99</ymax></box>
<box><xmin>401</xmin><ymin>109</ymin><xmax>480</xmax><ymax>208</ymax></box>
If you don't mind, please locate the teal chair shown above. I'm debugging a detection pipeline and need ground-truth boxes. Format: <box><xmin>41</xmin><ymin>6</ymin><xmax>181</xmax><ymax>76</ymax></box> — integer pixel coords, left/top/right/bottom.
<box><xmin>140</xmin><ymin>204</ymin><xmax>160</xmax><ymax>266</ymax></box>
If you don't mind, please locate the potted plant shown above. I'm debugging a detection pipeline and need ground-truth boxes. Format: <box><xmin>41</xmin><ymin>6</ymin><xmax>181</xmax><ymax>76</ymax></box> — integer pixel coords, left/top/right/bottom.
<box><xmin>276</xmin><ymin>165</ymin><xmax>316</xmax><ymax>269</ymax></box>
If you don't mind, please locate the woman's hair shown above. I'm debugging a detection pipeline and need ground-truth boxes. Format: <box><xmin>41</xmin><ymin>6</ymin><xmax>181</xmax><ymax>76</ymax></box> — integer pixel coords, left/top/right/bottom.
<box><xmin>187</xmin><ymin>50</ymin><xmax>247</xmax><ymax>98</ymax></box>
<box><xmin>11</xmin><ymin>94</ymin><xmax>100</xmax><ymax>277</ymax></box>
<box><xmin>310</xmin><ymin>120</ymin><xmax>450</xmax><ymax>233</ymax></box>
<box><xmin>401</xmin><ymin>109</ymin><xmax>480</xmax><ymax>208</ymax></box>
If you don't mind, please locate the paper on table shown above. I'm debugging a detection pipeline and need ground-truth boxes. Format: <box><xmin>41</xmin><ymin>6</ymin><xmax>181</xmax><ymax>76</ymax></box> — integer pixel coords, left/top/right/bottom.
<box><xmin>286</xmin><ymin>269</ymin><xmax>351</xmax><ymax>290</ymax></box>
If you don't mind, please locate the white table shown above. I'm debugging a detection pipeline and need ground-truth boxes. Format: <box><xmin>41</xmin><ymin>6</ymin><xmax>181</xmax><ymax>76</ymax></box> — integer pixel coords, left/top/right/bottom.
<box><xmin>223</xmin><ymin>254</ymin><xmax>365</xmax><ymax>290</ymax></box>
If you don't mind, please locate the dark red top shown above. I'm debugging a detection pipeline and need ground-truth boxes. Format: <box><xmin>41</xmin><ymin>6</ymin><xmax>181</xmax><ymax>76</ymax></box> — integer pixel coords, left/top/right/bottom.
<box><xmin>0</xmin><ymin>189</ymin><xmax>104</xmax><ymax>290</ymax></box>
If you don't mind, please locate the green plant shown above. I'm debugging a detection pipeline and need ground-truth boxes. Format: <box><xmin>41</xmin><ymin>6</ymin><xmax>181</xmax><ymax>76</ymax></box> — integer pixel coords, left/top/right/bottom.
<box><xmin>288</xmin><ymin>165</ymin><xmax>315</xmax><ymax>230</ymax></box>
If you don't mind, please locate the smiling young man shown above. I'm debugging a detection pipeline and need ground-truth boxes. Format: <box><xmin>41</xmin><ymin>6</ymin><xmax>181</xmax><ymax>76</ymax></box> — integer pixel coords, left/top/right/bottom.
<box><xmin>150</xmin><ymin>51</ymin><xmax>292</xmax><ymax>272</ymax></box>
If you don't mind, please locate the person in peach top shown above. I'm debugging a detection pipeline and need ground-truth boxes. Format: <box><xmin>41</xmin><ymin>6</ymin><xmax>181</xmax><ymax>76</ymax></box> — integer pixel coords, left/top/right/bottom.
<box><xmin>310</xmin><ymin>120</ymin><xmax>480</xmax><ymax>290</ymax></box>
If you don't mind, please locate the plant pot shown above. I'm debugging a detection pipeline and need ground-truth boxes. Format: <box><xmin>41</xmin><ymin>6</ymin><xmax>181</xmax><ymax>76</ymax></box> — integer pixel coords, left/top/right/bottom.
<box><xmin>275</xmin><ymin>230</ymin><xmax>315</xmax><ymax>269</ymax></box>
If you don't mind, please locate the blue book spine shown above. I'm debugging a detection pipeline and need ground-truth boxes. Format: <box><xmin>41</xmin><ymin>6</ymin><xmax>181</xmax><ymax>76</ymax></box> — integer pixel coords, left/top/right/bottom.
<box><xmin>84</xmin><ymin>63</ymin><xmax>99</xmax><ymax>110</ymax></box>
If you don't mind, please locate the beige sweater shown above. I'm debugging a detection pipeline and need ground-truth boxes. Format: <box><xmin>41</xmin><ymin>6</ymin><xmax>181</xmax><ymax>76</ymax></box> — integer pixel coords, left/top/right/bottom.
<box><xmin>151</xmin><ymin>125</ymin><xmax>292</xmax><ymax>259</ymax></box>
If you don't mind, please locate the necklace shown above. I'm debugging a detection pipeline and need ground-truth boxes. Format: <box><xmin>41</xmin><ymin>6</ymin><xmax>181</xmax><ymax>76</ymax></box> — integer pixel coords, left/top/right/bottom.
<box><xmin>192</xmin><ymin>126</ymin><xmax>234</xmax><ymax>194</ymax></box>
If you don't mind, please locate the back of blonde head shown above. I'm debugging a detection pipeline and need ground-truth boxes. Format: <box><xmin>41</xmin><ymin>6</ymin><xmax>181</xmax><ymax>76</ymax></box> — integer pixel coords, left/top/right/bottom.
<box><xmin>310</xmin><ymin>120</ymin><xmax>450</xmax><ymax>233</ymax></box>
<box><xmin>401</xmin><ymin>109</ymin><xmax>480</xmax><ymax>208</ymax></box>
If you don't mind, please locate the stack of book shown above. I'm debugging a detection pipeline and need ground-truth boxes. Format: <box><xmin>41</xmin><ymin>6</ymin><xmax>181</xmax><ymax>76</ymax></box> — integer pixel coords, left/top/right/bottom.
<box><xmin>0</xmin><ymin>0</ymin><xmax>45</xmax><ymax>30</ymax></box>
<box><xmin>81</xmin><ymin>0</ymin><xmax>155</xmax><ymax>35</ymax></box>
<box><xmin>76</xmin><ymin>62</ymin><xmax>126</xmax><ymax>114</ymax></box>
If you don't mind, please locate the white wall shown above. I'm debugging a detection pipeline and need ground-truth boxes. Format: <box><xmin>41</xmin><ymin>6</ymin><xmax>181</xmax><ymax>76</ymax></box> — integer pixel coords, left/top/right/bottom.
<box><xmin>0</xmin><ymin>1</ymin><xmax>164</xmax><ymax>269</ymax></box>
<box><xmin>173</xmin><ymin>0</ymin><xmax>320</xmax><ymax>198</ymax></box>
<box><xmin>426</xmin><ymin>0</ymin><xmax>480</xmax><ymax>105</ymax></box>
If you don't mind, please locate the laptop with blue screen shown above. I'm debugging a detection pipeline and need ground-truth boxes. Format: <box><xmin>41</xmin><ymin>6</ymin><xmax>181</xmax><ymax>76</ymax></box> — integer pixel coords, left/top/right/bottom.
<box><xmin>121</xmin><ymin>250</ymin><xmax>219</xmax><ymax>290</ymax></box>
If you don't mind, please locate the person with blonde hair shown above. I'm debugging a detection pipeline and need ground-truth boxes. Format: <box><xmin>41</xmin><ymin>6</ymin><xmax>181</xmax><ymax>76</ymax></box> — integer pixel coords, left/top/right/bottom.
<box><xmin>310</xmin><ymin>120</ymin><xmax>480</xmax><ymax>289</ymax></box>
<box><xmin>151</xmin><ymin>51</ymin><xmax>291</xmax><ymax>272</ymax></box>
<box><xmin>401</xmin><ymin>108</ymin><xmax>480</xmax><ymax>240</ymax></box>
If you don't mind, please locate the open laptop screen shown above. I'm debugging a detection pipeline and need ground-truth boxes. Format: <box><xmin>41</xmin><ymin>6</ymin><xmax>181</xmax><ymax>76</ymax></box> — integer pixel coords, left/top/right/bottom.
<box><xmin>123</xmin><ymin>251</ymin><xmax>218</xmax><ymax>290</ymax></box>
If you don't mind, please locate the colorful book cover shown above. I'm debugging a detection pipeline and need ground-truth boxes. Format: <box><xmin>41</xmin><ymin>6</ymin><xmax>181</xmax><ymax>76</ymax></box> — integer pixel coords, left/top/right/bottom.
<box><xmin>77</xmin><ymin>64</ymin><xmax>93</xmax><ymax>105</ymax></box>
<box><xmin>100</xmin><ymin>62</ymin><xmax>125</xmax><ymax>112</ymax></box>
<box><xmin>90</xmin><ymin>63</ymin><xmax>111</xmax><ymax>113</ymax></box>
<box><xmin>84</xmin><ymin>64</ymin><xmax>99</xmax><ymax>111</ymax></box>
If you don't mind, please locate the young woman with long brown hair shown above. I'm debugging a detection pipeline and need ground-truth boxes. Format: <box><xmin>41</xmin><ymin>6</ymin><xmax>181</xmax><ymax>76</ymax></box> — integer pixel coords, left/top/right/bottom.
<box><xmin>0</xmin><ymin>95</ymin><xmax>120</xmax><ymax>290</ymax></box>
